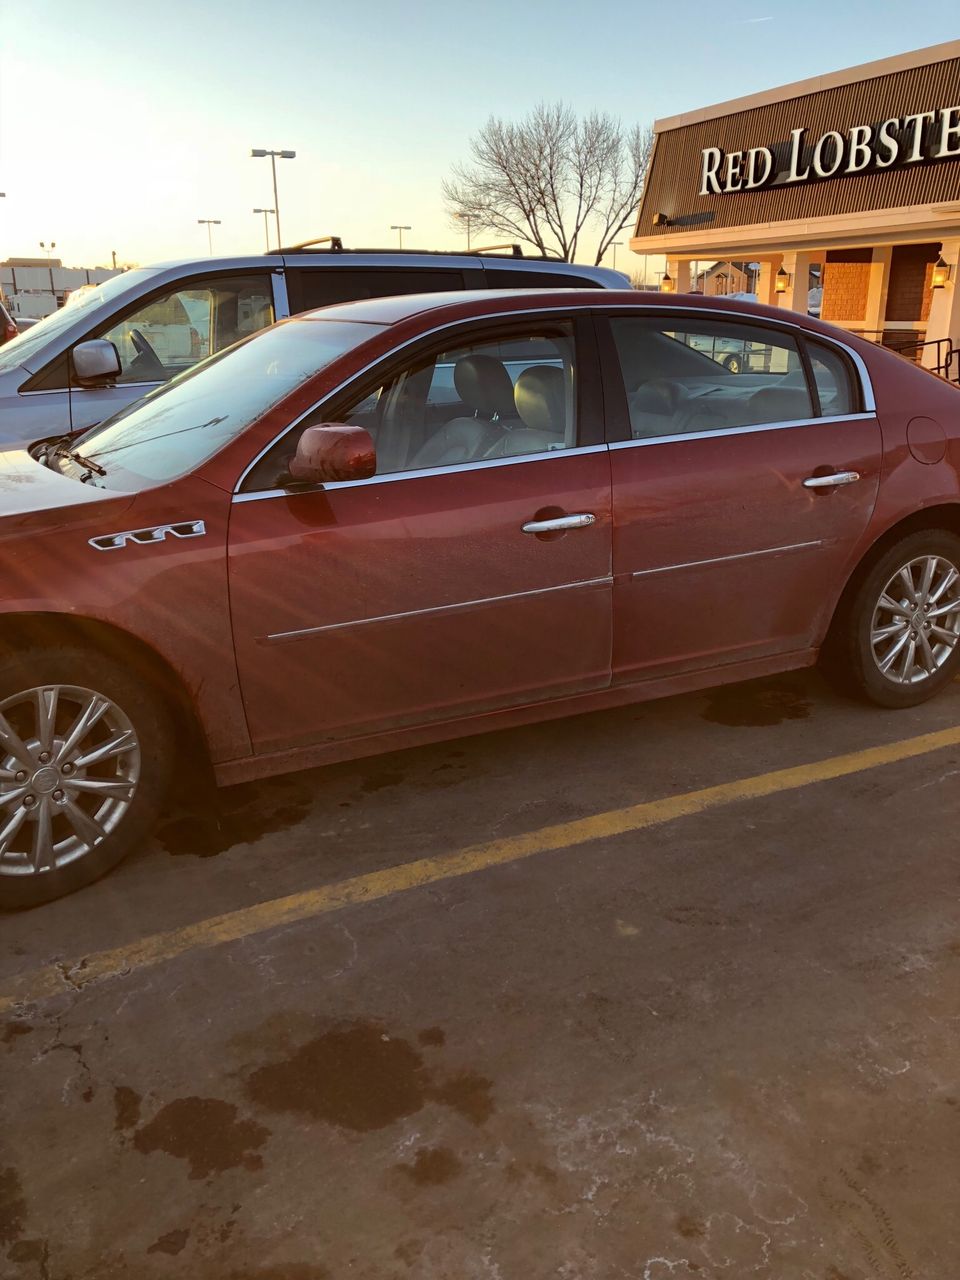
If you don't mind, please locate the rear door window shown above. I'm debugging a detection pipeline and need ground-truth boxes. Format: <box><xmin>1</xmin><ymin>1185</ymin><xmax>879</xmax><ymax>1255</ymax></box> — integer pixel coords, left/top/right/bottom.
<box><xmin>286</xmin><ymin>268</ymin><xmax>467</xmax><ymax>314</ymax></box>
<box><xmin>483</xmin><ymin>268</ymin><xmax>597</xmax><ymax>289</ymax></box>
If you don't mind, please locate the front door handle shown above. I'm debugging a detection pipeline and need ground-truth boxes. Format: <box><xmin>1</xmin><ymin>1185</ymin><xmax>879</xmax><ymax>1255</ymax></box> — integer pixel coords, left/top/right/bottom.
<box><xmin>522</xmin><ymin>513</ymin><xmax>596</xmax><ymax>534</ymax></box>
<box><xmin>802</xmin><ymin>470</ymin><xmax>861</xmax><ymax>490</ymax></box>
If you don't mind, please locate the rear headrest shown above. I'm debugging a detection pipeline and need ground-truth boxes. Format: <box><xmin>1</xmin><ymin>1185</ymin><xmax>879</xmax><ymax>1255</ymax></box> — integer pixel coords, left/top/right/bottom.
<box><xmin>514</xmin><ymin>365</ymin><xmax>566</xmax><ymax>436</ymax></box>
<box><xmin>746</xmin><ymin>385</ymin><xmax>812</xmax><ymax>423</ymax></box>
<box><xmin>453</xmin><ymin>354</ymin><xmax>516</xmax><ymax>419</ymax></box>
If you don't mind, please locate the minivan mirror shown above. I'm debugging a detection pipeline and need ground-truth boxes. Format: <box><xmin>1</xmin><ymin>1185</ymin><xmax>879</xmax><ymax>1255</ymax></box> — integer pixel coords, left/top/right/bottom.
<box><xmin>287</xmin><ymin>424</ymin><xmax>376</xmax><ymax>485</ymax></box>
<box><xmin>72</xmin><ymin>339</ymin><xmax>122</xmax><ymax>386</ymax></box>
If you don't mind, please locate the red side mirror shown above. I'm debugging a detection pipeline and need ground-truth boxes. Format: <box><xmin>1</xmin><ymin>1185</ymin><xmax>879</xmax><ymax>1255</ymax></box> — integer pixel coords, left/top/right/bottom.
<box><xmin>288</xmin><ymin>424</ymin><xmax>376</xmax><ymax>485</ymax></box>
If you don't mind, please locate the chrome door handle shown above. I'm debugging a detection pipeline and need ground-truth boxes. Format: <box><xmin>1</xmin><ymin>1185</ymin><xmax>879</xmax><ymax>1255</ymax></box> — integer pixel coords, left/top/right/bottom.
<box><xmin>802</xmin><ymin>471</ymin><xmax>861</xmax><ymax>489</ymax></box>
<box><xmin>522</xmin><ymin>513</ymin><xmax>597</xmax><ymax>534</ymax></box>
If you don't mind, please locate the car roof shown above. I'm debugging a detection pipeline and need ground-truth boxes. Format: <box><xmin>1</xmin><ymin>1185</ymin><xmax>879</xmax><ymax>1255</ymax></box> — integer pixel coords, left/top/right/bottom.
<box><xmin>291</xmin><ymin>287</ymin><xmax>824</xmax><ymax>331</ymax></box>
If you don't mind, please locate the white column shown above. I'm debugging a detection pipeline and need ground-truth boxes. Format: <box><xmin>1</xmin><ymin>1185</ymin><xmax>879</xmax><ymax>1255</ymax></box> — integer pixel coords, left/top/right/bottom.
<box><xmin>755</xmin><ymin>256</ymin><xmax>782</xmax><ymax>307</ymax></box>
<box><xmin>776</xmin><ymin>251</ymin><xmax>814</xmax><ymax>313</ymax></box>
<box><xmin>666</xmin><ymin>258</ymin><xmax>691</xmax><ymax>294</ymax></box>
<box><xmin>864</xmin><ymin>246</ymin><xmax>892</xmax><ymax>341</ymax></box>
<box><xmin>923</xmin><ymin>238</ymin><xmax>960</xmax><ymax>371</ymax></box>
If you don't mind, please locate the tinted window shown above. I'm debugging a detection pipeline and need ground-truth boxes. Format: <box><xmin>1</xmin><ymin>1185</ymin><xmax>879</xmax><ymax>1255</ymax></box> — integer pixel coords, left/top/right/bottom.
<box><xmin>806</xmin><ymin>341</ymin><xmax>858</xmax><ymax>417</ymax></box>
<box><xmin>484</xmin><ymin>268</ymin><xmax>596</xmax><ymax>289</ymax></box>
<box><xmin>609</xmin><ymin>316</ymin><xmax>813</xmax><ymax>440</ymax></box>
<box><xmin>287</xmin><ymin>268</ymin><xmax>465</xmax><ymax>314</ymax></box>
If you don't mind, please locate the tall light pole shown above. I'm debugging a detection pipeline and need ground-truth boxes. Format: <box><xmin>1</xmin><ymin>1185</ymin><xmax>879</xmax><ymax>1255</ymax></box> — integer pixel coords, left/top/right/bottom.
<box><xmin>454</xmin><ymin>211</ymin><xmax>473</xmax><ymax>250</ymax></box>
<box><xmin>251</xmin><ymin>148</ymin><xmax>296</xmax><ymax>250</ymax></box>
<box><xmin>610</xmin><ymin>241</ymin><xmax>623</xmax><ymax>271</ymax></box>
<box><xmin>390</xmin><ymin>224</ymin><xmax>411</xmax><ymax>250</ymax></box>
<box><xmin>197</xmin><ymin>219</ymin><xmax>220</xmax><ymax>256</ymax></box>
<box><xmin>253</xmin><ymin>208</ymin><xmax>275</xmax><ymax>253</ymax></box>
<box><xmin>40</xmin><ymin>240</ymin><xmax>56</xmax><ymax>261</ymax></box>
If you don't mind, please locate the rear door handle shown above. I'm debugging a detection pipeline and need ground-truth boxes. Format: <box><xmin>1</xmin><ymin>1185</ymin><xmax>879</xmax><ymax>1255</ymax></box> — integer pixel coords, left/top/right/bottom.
<box><xmin>802</xmin><ymin>471</ymin><xmax>861</xmax><ymax>489</ymax></box>
<box><xmin>522</xmin><ymin>513</ymin><xmax>596</xmax><ymax>534</ymax></box>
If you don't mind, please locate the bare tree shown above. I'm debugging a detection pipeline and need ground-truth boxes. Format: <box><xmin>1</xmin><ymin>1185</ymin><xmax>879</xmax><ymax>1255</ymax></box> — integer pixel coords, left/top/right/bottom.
<box><xmin>443</xmin><ymin>104</ymin><xmax>653</xmax><ymax>267</ymax></box>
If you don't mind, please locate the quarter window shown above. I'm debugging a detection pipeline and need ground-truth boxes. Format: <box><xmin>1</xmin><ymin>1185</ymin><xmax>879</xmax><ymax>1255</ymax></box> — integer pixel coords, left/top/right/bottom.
<box><xmin>806</xmin><ymin>341</ymin><xmax>857</xmax><ymax>417</ymax></box>
<box><xmin>609</xmin><ymin>316</ymin><xmax>813</xmax><ymax>439</ymax></box>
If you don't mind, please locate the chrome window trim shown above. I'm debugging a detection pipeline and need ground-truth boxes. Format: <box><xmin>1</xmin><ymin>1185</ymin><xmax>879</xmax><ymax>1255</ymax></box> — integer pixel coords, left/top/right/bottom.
<box><xmin>231</xmin><ymin>444</ymin><xmax>609</xmax><ymax>504</ymax></box>
<box><xmin>20</xmin><ymin>380</ymin><xmax>162</xmax><ymax>397</ymax></box>
<box><xmin>607</xmin><ymin>410</ymin><xmax>878</xmax><ymax>452</ymax></box>
<box><xmin>630</xmin><ymin>540</ymin><xmax>824</xmax><ymax>579</ymax></box>
<box><xmin>263</xmin><ymin>575</ymin><xmax>613</xmax><ymax>644</ymax></box>
<box><xmin>234</xmin><ymin>302</ymin><xmax>878</xmax><ymax>494</ymax></box>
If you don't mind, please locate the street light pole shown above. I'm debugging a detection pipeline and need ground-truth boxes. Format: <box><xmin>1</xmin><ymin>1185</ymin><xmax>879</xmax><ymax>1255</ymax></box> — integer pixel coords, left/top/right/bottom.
<box><xmin>197</xmin><ymin>219</ymin><xmax>221</xmax><ymax>256</ymax></box>
<box><xmin>454</xmin><ymin>212</ymin><xmax>473</xmax><ymax>250</ymax></box>
<box><xmin>390</xmin><ymin>224</ymin><xmax>411</xmax><ymax>250</ymax></box>
<box><xmin>253</xmin><ymin>208</ymin><xmax>275</xmax><ymax>253</ymax></box>
<box><xmin>251</xmin><ymin>149</ymin><xmax>296</xmax><ymax>250</ymax></box>
<box><xmin>610</xmin><ymin>241</ymin><xmax>623</xmax><ymax>272</ymax></box>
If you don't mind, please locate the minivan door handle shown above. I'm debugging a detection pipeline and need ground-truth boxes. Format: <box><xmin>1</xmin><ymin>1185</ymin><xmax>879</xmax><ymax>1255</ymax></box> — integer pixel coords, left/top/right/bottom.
<box><xmin>522</xmin><ymin>513</ymin><xmax>597</xmax><ymax>534</ymax></box>
<box><xmin>802</xmin><ymin>470</ymin><xmax>861</xmax><ymax>490</ymax></box>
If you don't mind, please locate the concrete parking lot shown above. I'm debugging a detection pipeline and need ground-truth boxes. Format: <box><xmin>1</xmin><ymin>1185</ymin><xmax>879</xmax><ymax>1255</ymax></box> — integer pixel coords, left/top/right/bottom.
<box><xmin>2</xmin><ymin>667</ymin><xmax>959</xmax><ymax>1280</ymax></box>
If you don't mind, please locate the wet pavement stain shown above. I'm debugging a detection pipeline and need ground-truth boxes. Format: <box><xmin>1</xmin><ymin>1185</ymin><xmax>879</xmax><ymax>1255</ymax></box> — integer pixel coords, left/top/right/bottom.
<box><xmin>701</xmin><ymin>675</ymin><xmax>812</xmax><ymax>727</ymax></box>
<box><xmin>157</xmin><ymin>779</ymin><xmax>313</xmax><ymax>858</ymax></box>
<box><xmin>133</xmin><ymin>1097</ymin><xmax>270</xmax><ymax>1180</ymax></box>
<box><xmin>113</xmin><ymin>1086</ymin><xmax>142</xmax><ymax>1132</ymax></box>
<box><xmin>1</xmin><ymin>1021</ymin><xmax>32</xmax><ymax>1046</ymax></box>
<box><xmin>6</xmin><ymin>1239</ymin><xmax>48</xmax><ymax>1271</ymax></box>
<box><xmin>397</xmin><ymin>1147</ymin><xmax>462</xmax><ymax>1186</ymax></box>
<box><xmin>0</xmin><ymin>1167</ymin><xmax>26</xmax><ymax>1246</ymax></box>
<box><xmin>147</xmin><ymin>1228</ymin><xmax>190</xmax><ymax>1256</ymax></box>
<box><xmin>244</xmin><ymin>1021</ymin><xmax>493</xmax><ymax>1133</ymax></box>
<box><xmin>417</xmin><ymin>1026</ymin><xmax>445</xmax><ymax>1047</ymax></box>
<box><xmin>676</xmin><ymin>1214</ymin><xmax>706</xmax><ymax>1239</ymax></box>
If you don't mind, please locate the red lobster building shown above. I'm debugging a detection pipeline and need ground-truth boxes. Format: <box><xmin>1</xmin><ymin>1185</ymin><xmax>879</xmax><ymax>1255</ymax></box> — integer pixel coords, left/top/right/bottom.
<box><xmin>631</xmin><ymin>41</ymin><xmax>960</xmax><ymax>377</ymax></box>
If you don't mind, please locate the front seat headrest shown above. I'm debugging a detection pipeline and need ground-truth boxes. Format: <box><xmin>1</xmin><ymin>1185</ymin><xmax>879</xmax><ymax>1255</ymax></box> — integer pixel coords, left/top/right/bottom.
<box><xmin>514</xmin><ymin>365</ymin><xmax>566</xmax><ymax>436</ymax></box>
<box><xmin>453</xmin><ymin>354</ymin><xmax>516</xmax><ymax>419</ymax></box>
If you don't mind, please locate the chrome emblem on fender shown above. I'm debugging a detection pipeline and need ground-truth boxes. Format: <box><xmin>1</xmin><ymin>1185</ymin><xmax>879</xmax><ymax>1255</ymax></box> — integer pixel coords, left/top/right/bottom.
<box><xmin>88</xmin><ymin>520</ymin><xmax>207</xmax><ymax>551</ymax></box>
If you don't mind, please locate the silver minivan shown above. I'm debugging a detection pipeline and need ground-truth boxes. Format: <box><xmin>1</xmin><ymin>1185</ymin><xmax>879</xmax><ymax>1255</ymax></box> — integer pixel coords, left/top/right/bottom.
<box><xmin>0</xmin><ymin>249</ymin><xmax>628</xmax><ymax>445</ymax></box>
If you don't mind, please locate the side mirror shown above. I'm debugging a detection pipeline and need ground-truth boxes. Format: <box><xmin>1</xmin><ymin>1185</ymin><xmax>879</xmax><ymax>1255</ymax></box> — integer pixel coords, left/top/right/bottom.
<box><xmin>72</xmin><ymin>339</ymin><xmax>122</xmax><ymax>386</ymax></box>
<box><xmin>287</xmin><ymin>424</ymin><xmax>376</xmax><ymax>485</ymax></box>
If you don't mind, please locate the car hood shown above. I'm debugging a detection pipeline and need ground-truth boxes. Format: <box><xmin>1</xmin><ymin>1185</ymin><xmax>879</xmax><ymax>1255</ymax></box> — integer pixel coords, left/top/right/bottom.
<box><xmin>0</xmin><ymin>449</ymin><xmax>133</xmax><ymax>534</ymax></box>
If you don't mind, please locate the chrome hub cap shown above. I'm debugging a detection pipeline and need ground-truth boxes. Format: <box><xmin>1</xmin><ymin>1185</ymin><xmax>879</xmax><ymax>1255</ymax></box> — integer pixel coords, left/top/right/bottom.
<box><xmin>871</xmin><ymin>555</ymin><xmax>960</xmax><ymax>685</ymax></box>
<box><xmin>0</xmin><ymin>685</ymin><xmax>140</xmax><ymax>878</ymax></box>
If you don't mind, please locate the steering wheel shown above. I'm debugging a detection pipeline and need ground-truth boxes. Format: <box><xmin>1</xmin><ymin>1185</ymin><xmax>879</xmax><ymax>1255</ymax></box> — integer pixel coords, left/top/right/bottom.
<box><xmin>129</xmin><ymin>327</ymin><xmax>166</xmax><ymax>378</ymax></box>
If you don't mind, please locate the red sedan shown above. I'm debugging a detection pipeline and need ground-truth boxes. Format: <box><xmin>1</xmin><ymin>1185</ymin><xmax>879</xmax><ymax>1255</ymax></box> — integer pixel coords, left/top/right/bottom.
<box><xmin>2</xmin><ymin>288</ymin><xmax>959</xmax><ymax>906</ymax></box>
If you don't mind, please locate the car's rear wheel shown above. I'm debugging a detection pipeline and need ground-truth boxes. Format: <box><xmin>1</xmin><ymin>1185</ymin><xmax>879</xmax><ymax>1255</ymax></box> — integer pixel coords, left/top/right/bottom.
<box><xmin>0</xmin><ymin>647</ymin><xmax>173</xmax><ymax>909</ymax></box>
<box><xmin>833</xmin><ymin>530</ymin><xmax>960</xmax><ymax>708</ymax></box>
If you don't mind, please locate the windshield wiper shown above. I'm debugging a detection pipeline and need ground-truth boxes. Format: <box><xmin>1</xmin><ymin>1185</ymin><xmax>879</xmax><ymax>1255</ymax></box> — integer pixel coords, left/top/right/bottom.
<box><xmin>54</xmin><ymin>442</ymin><xmax>106</xmax><ymax>479</ymax></box>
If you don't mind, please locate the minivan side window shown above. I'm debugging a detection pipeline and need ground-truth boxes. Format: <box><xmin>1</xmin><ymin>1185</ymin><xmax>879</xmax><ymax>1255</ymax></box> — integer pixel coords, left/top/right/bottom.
<box><xmin>99</xmin><ymin>274</ymin><xmax>274</xmax><ymax>385</ymax></box>
<box><xmin>483</xmin><ymin>268</ymin><xmax>596</xmax><ymax>288</ymax></box>
<box><xmin>609</xmin><ymin>315</ymin><xmax>813</xmax><ymax>440</ymax></box>
<box><xmin>286</xmin><ymin>268</ymin><xmax>466</xmax><ymax>315</ymax></box>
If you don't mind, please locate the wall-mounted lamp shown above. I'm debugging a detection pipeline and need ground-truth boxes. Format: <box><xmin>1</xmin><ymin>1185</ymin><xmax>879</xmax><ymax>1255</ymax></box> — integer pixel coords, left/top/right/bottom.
<box><xmin>660</xmin><ymin>270</ymin><xmax>674</xmax><ymax>292</ymax></box>
<box><xmin>932</xmin><ymin>255</ymin><xmax>952</xmax><ymax>289</ymax></box>
<box><xmin>774</xmin><ymin>266</ymin><xmax>791</xmax><ymax>295</ymax></box>
<box><xmin>652</xmin><ymin>212</ymin><xmax>670</xmax><ymax>227</ymax></box>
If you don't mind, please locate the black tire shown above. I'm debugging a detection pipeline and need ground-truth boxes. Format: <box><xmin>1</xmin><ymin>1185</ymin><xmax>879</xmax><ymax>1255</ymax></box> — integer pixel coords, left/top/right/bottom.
<box><xmin>723</xmin><ymin>354</ymin><xmax>743</xmax><ymax>374</ymax></box>
<box><xmin>0</xmin><ymin>646</ymin><xmax>174</xmax><ymax>909</ymax></box>
<box><xmin>828</xmin><ymin>529</ymin><xmax>960</xmax><ymax>709</ymax></box>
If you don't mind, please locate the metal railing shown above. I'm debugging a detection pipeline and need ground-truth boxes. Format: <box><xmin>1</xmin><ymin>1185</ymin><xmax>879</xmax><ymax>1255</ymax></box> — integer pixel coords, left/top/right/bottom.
<box><xmin>856</xmin><ymin>330</ymin><xmax>959</xmax><ymax>384</ymax></box>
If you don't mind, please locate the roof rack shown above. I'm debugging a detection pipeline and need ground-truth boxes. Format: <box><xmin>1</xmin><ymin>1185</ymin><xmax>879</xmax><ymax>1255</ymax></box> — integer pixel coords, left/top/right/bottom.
<box><xmin>271</xmin><ymin>239</ymin><xmax>529</xmax><ymax>259</ymax></box>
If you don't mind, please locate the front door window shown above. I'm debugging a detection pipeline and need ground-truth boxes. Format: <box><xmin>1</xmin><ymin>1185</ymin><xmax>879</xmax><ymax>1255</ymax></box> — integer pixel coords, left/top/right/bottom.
<box><xmin>99</xmin><ymin>274</ymin><xmax>274</xmax><ymax>384</ymax></box>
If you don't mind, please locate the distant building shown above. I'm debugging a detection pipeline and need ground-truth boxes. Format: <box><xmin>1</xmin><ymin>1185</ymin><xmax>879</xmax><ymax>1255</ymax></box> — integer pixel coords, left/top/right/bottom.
<box><xmin>0</xmin><ymin>259</ymin><xmax>123</xmax><ymax>319</ymax></box>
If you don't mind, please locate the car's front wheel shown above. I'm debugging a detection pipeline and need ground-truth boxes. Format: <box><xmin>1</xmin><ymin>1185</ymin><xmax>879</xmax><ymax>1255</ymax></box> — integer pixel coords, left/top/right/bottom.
<box><xmin>0</xmin><ymin>646</ymin><xmax>173</xmax><ymax>909</ymax></box>
<box><xmin>834</xmin><ymin>530</ymin><xmax>960</xmax><ymax>708</ymax></box>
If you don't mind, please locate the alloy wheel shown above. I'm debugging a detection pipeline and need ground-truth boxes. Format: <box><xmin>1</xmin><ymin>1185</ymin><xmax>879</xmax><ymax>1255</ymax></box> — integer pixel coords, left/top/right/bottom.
<box><xmin>0</xmin><ymin>684</ymin><xmax>141</xmax><ymax>878</ymax></box>
<box><xmin>870</xmin><ymin>555</ymin><xmax>960</xmax><ymax>685</ymax></box>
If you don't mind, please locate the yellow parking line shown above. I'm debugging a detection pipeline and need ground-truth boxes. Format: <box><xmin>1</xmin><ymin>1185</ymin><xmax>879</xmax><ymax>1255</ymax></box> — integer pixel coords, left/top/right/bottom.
<box><xmin>3</xmin><ymin>723</ymin><xmax>960</xmax><ymax>1015</ymax></box>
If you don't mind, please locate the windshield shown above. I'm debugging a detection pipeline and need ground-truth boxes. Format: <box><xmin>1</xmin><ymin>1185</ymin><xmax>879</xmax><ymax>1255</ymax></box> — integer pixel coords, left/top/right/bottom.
<box><xmin>0</xmin><ymin>269</ymin><xmax>160</xmax><ymax>373</ymax></box>
<box><xmin>66</xmin><ymin>318</ymin><xmax>385</xmax><ymax>491</ymax></box>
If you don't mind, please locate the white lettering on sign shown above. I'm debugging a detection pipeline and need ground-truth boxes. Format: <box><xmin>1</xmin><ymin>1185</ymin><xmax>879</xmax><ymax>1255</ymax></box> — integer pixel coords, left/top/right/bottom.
<box><xmin>698</xmin><ymin>105</ymin><xmax>960</xmax><ymax>194</ymax></box>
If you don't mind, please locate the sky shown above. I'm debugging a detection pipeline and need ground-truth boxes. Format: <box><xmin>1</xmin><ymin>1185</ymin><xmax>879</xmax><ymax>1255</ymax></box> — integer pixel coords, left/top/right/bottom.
<box><xmin>0</xmin><ymin>0</ymin><xmax>955</xmax><ymax>274</ymax></box>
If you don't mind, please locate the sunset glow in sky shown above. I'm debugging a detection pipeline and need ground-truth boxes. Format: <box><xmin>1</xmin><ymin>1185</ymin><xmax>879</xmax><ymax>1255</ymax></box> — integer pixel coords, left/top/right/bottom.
<box><xmin>0</xmin><ymin>0</ymin><xmax>953</xmax><ymax>272</ymax></box>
